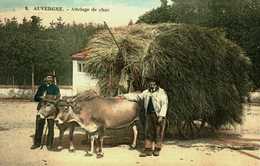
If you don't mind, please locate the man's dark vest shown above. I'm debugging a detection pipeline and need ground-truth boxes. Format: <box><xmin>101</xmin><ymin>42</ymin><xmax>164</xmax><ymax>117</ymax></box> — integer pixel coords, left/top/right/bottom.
<box><xmin>34</xmin><ymin>83</ymin><xmax>47</xmax><ymax>102</ymax></box>
<box><xmin>46</xmin><ymin>84</ymin><xmax>60</xmax><ymax>96</ymax></box>
<box><xmin>147</xmin><ymin>96</ymin><xmax>155</xmax><ymax>114</ymax></box>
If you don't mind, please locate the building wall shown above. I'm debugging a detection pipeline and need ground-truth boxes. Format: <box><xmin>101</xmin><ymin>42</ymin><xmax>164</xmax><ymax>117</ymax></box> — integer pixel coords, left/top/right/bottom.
<box><xmin>0</xmin><ymin>60</ymin><xmax>99</xmax><ymax>98</ymax></box>
<box><xmin>72</xmin><ymin>60</ymin><xmax>98</xmax><ymax>95</ymax></box>
<box><xmin>251</xmin><ymin>91</ymin><xmax>260</xmax><ymax>103</ymax></box>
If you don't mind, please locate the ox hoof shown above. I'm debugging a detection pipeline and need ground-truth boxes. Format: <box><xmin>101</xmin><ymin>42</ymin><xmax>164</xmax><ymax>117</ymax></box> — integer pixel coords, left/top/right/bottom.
<box><xmin>69</xmin><ymin>148</ymin><xmax>75</xmax><ymax>153</ymax></box>
<box><xmin>129</xmin><ymin>145</ymin><xmax>136</xmax><ymax>150</ymax></box>
<box><xmin>85</xmin><ymin>152</ymin><xmax>94</xmax><ymax>157</ymax></box>
<box><xmin>96</xmin><ymin>152</ymin><xmax>104</xmax><ymax>159</ymax></box>
<box><xmin>57</xmin><ymin>146</ymin><xmax>63</xmax><ymax>151</ymax></box>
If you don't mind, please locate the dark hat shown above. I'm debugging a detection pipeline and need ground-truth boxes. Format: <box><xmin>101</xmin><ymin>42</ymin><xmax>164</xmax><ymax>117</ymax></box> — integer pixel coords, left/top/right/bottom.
<box><xmin>46</xmin><ymin>72</ymin><xmax>56</xmax><ymax>78</ymax></box>
<box><xmin>145</xmin><ymin>76</ymin><xmax>159</xmax><ymax>84</ymax></box>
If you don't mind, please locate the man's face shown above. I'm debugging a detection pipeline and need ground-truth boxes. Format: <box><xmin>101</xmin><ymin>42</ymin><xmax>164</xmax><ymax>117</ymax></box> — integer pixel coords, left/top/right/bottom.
<box><xmin>46</xmin><ymin>76</ymin><xmax>53</xmax><ymax>84</ymax></box>
<box><xmin>148</xmin><ymin>81</ymin><xmax>158</xmax><ymax>93</ymax></box>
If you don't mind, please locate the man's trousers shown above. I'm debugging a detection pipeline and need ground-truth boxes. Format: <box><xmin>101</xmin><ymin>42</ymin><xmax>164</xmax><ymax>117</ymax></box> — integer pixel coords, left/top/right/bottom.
<box><xmin>144</xmin><ymin>112</ymin><xmax>166</xmax><ymax>151</ymax></box>
<box><xmin>33</xmin><ymin>115</ymin><xmax>54</xmax><ymax>147</ymax></box>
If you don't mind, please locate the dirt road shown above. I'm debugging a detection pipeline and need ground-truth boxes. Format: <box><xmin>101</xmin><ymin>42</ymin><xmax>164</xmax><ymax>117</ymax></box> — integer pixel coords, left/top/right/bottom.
<box><xmin>0</xmin><ymin>100</ymin><xmax>260</xmax><ymax>166</ymax></box>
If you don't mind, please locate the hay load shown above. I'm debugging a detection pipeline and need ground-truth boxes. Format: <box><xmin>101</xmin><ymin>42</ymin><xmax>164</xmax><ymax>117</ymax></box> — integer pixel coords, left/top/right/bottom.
<box><xmin>85</xmin><ymin>24</ymin><xmax>178</xmax><ymax>95</ymax></box>
<box><xmin>84</xmin><ymin>23</ymin><xmax>251</xmax><ymax>137</ymax></box>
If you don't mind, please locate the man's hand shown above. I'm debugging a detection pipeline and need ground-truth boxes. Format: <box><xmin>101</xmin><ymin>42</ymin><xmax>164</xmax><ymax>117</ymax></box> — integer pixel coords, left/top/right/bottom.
<box><xmin>158</xmin><ymin>116</ymin><xmax>164</xmax><ymax>123</ymax></box>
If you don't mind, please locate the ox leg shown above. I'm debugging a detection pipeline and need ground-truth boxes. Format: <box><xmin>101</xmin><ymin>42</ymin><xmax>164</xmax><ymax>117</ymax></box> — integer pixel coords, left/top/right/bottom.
<box><xmin>85</xmin><ymin>134</ymin><xmax>95</xmax><ymax>157</ymax></box>
<box><xmin>57</xmin><ymin>127</ymin><xmax>66</xmax><ymax>151</ymax></box>
<box><xmin>96</xmin><ymin>128</ymin><xmax>104</xmax><ymax>159</ymax></box>
<box><xmin>130</xmin><ymin>125</ymin><xmax>138</xmax><ymax>150</ymax></box>
<box><xmin>68</xmin><ymin>125</ymin><xmax>75</xmax><ymax>152</ymax></box>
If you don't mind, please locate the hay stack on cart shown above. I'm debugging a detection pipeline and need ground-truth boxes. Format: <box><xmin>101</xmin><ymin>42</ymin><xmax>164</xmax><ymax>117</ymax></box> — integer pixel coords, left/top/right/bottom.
<box><xmin>84</xmin><ymin>23</ymin><xmax>251</xmax><ymax>138</ymax></box>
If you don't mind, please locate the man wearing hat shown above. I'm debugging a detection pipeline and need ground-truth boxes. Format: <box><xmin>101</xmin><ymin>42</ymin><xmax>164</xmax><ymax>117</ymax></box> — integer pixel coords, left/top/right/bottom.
<box><xmin>31</xmin><ymin>74</ymin><xmax>60</xmax><ymax>150</ymax></box>
<box><xmin>121</xmin><ymin>77</ymin><xmax>168</xmax><ymax>157</ymax></box>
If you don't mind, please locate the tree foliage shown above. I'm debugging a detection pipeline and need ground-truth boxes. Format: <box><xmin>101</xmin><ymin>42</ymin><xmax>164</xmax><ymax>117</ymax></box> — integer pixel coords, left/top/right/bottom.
<box><xmin>137</xmin><ymin>0</ymin><xmax>260</xmax><ymax>88</ymax></box>
<box><xmin>0</xmin><ymin>16</ymin><xmax>101</xmax><ymax>85</ymax></box>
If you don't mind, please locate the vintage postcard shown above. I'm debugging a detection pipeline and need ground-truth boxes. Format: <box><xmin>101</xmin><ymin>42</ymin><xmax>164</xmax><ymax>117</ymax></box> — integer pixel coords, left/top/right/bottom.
<box><xmin>0</xmin><ymin>0</ymin><xmax>260</xmax><ymax>166</ymax></box>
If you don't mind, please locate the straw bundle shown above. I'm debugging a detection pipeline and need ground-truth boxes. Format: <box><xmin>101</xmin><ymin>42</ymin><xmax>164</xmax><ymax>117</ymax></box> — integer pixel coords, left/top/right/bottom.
<box><xmin>84</xmin><ymin>23</ymin><xmax>251</xmax><ymax>137</ymax></box>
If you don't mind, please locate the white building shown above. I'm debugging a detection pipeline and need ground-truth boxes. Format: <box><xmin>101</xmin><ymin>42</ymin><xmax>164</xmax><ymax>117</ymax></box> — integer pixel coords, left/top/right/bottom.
<box><xmin>72</xmin><ymin>51</ymin><xmax>98</xmax><ymax>95</ymax></box>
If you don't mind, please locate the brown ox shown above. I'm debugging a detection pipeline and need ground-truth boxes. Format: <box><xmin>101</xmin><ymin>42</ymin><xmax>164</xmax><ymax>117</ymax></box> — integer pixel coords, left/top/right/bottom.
<box><xmin>47</xmin><ymin>94</ymin><xmax>141</xmax><ymax>158</ymax></box>
<box><xmin>37</xmin><ymin>100</ymin><xmax>81</xmax><ymax>152</ymax></box>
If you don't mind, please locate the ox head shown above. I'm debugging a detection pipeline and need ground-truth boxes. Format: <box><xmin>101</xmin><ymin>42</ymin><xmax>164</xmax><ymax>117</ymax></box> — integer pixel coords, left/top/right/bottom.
<box><xmin>38</xmin><ymin>102</ymin><xmax>58</xmax><ymax>119</ymax></box>
<box><xmin>54</xmin><ymin>99</ymin><xmax>76</xmax><ymax>124</ymax></box>
<box><xmin>55</xmin><ymin>96</ymin><xmax>100</xmax><ymax>133</ymax></box>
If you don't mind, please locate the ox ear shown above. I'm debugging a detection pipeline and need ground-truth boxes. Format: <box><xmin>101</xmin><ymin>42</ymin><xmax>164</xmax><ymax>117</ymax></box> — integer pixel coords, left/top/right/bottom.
<box><xmin>65</xmin><ymin>97</ymin><xmax>76</xmax><ymax>107</ymax></box>
<box><xmin>71</xmin><ymin>96</ymin><xmax>78</xmax><ymax>102</ymax></box>
<box><xmin>62</xmin><ymin>96</ymin><xmax>72</xmax><ymax>103</ymax></box>
<box><xmin>55</xmin><ymin>99</ymin><xmax>63</xmax><ymax>106</ymax></box>
<box><xmin>55</xmin><ymin>99</ymin><xmax>67</xmax><ymax>109</ymax></box>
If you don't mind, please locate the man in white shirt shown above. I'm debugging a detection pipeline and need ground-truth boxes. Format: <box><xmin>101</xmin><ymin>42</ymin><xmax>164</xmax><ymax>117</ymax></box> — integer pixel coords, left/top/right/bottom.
<box><xmin>122</xmin><ymin>78</ymin><xmax>168</xmax><ymax>157</ymax></box>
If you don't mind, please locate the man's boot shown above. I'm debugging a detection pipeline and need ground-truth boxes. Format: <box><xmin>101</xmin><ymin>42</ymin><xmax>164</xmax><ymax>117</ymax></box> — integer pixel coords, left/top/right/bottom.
<box><xmin>139</xmin><ymin>148</ymin><xmax>153</xmax><ymax>157</ymax></box>
<box><xmin>153</xmin><ymin>148</ymin><xmax>161</xmax><ymax>156</ymax></box>
<box><xmin>30</xmin><ymin>144</ymin><xmax>41</xmax><ymax>149</ymax></box>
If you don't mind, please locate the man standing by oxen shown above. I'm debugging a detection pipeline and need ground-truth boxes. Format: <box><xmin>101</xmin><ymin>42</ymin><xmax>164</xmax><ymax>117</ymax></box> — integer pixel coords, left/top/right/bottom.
<box><xmin>30</xmin><ymin>74</ymin><xmax>60</xmax><ymax>150</ymax></box>
<box><xmin>122</xmin><ymin>77</ymin><xmax>168</xmax><ymax>157</ymax></box>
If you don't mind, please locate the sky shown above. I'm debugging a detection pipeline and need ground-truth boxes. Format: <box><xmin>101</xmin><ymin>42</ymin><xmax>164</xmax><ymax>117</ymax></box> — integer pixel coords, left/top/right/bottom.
<box><xmin>0</xmin><ymin>0</ymin><xmax>162</xmax><ymax>26</ymax></box>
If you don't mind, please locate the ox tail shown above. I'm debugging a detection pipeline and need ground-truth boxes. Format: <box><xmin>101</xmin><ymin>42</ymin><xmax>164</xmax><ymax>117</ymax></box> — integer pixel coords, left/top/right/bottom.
<box><xmin>165</xmin><ymin>118</ymin><xmax>169</xmax><ymax>132</ymax></box>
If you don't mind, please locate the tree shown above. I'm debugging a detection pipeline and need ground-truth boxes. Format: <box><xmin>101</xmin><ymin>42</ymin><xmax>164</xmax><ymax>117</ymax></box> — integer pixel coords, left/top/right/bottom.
<box><xmin>137</xmin><ymin>0</ymin><xmax>260</xmax><ymax>88</ymax></box>
<box><xmin>160</xmin><ymin>0</ymin><xmax>168</xmax><ymax>7</ymax></box>
<box><xmin>0</xmin><ymin>16</ymin><xmax>102</xmax><ymax>86</ymax></box>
